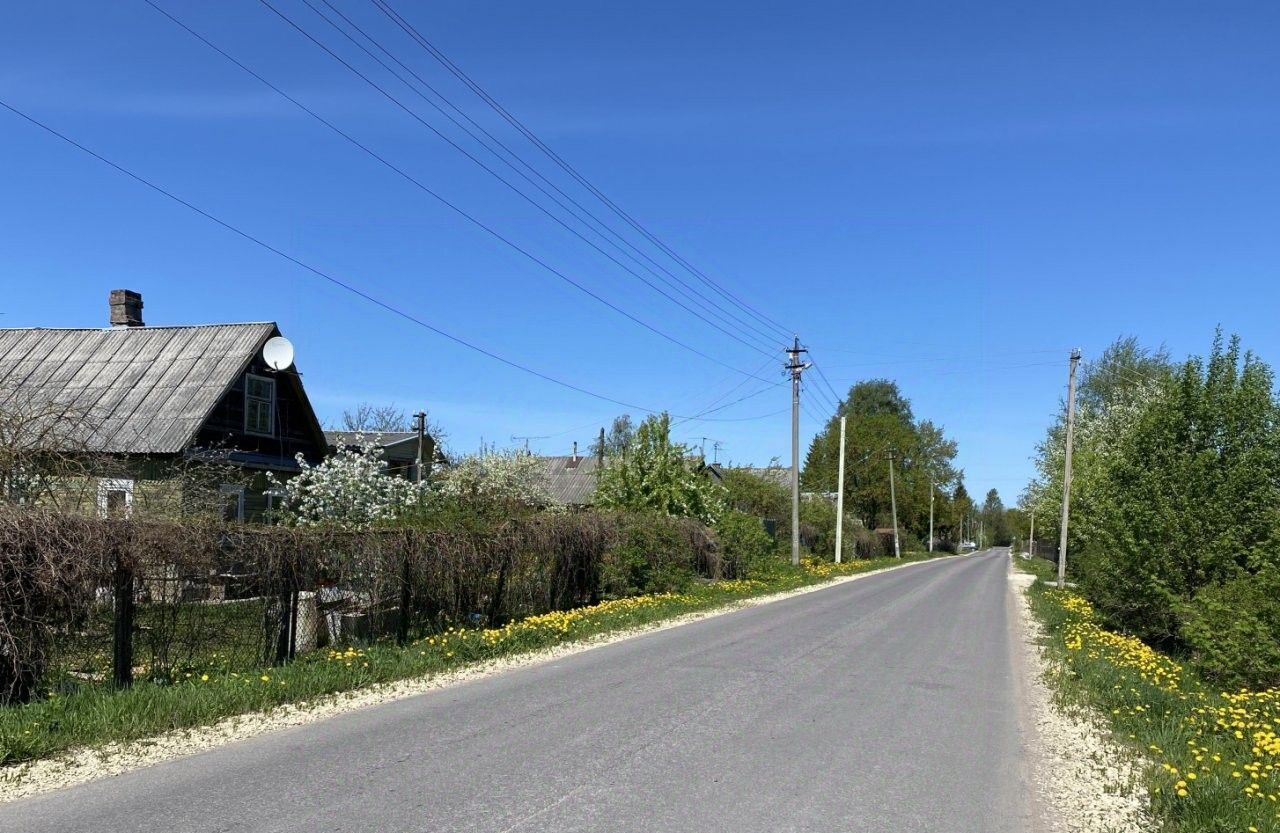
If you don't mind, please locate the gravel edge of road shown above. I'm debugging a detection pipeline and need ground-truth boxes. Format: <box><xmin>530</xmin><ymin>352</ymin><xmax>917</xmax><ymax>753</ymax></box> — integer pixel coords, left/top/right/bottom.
<box><xmin>1</xmin><ymin>555</ymin><xmax>958</xmax><ymax>804</ymax></box>
<box><xmin>1009</xmin><ymin>561</ymin><xmax>1153</xmax><ymax>833</ymax></box>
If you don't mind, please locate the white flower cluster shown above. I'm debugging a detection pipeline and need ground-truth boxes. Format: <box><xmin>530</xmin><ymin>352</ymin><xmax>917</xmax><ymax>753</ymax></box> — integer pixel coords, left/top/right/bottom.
<box><xmin>269</xmin><ymin>434</ymin><xmax>431</xmax><ymax>530</ymax></box>
<box><xmin>435</xmin><ymin>450</ymin><xmax>558</xmax><ymax>509</ymax></box>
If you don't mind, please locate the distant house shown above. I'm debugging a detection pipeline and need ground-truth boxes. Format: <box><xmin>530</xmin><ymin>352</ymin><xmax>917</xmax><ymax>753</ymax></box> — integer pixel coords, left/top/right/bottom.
<box><xmin>0</xmin><ymin>289</ymin><xmax>328</xmax><ymax>520</ymax></box>
<box><xmin>534</xmin><ymin>444</ymin><xmax>725</xmax><ymax>509</ymax></box>
<box><xmin>535</xmin><ymin>447</ymin><xmax>603</xmax><ymax>508</ymax></box>
<box><xmin>738</xmin><ymin>465</ymin><xmax>794</xmax><ymax>492</ymax></box>
<box><xmin>735</xmin><ymin>465</ymin><xmax>835</xmax><ymax>501</ymax></box>
<box><xmin>324</xmin><ymin>431</ymin><xmax>446</xmax><ymax>482</ymax></box>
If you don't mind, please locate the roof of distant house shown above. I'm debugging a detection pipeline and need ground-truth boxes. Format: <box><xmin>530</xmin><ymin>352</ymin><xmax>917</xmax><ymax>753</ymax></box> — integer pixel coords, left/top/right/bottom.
<box><xmin>324</xmin><ymin>430</ymin><xmax>419</xmax><ymax>448</ymax></box>
<box><xmin>535</xmin><ymin>454</ymin><xmax>601</xmax><ymax>506</ymax></box>
<box><xmin>0</xmin><ymin>322</ymin><xmax>299</xmax><ymax>454</ymax></box>
<box><xmin>325</xmin><ymin>430</ymin><xmax>446</xmax><ymax>466</ymax></box>
<box><xmin>737</xmin><ymin>466</ymin><xmax>794</xmax><ymax>489</ymax></box>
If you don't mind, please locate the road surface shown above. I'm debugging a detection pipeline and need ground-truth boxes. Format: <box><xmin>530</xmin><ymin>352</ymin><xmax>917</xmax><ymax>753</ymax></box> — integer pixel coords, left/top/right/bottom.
<box><xmin>1</xmin><ymin>549</ymin><xmax>1038</xmax><ymax>833</ymax></box>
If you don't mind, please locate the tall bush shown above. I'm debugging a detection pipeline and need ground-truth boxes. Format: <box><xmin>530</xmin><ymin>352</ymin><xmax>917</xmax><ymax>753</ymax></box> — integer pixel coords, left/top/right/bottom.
<box><xmin>594</xmin><ymin>413</ymin><xmax>726</xmax><ymax>524</ymax></box>
<box><xmin>1028</xmin><ymin>333</ymin><xmax>1280</xmax><ymax>662</ymax></box>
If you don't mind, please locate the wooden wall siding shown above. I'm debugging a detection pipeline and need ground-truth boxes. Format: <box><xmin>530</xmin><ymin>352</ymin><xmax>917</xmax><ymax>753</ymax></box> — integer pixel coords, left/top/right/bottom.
<box><xmin>196</xmin><ymin>356</ymin><xmax>327</xmax><ymax>466</ymax></box>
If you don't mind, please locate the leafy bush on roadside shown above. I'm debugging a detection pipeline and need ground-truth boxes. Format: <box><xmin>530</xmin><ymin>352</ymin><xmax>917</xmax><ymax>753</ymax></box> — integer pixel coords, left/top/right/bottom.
<box><xmin>1180</xmin><ymin>570</ymin><xmax>1280</xmax><ymax>690</ymax></box>
<box><xmin>714</xmin><ymin>510</ymin><xmax>775</xmax><ymax>575</ymax></box>
<box><xmin>598</xmin><ymin>513</ymin><xmax>709</xmax><ymax>599</ymax></box>
<box><xmin>1028</xmin><ymin>333</ymin><xmax>1280</xmax><ymax>671</ymax></box>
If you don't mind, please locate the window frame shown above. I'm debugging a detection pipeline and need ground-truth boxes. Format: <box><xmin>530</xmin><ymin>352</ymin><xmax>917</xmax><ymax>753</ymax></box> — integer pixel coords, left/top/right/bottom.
<box><xmin>220</xmin><ymin>483</ymin><xmax>246</xmax><ymax>523</ymax></box>
<box><xmin>244</xmin><ymin>373</ymin><xmax>276</xmax><ymax>438</ymax></box>
<box><xmin>96</xmin><ymin>478</ymin><xmax>135</xmax><ymax>518</ymax></box>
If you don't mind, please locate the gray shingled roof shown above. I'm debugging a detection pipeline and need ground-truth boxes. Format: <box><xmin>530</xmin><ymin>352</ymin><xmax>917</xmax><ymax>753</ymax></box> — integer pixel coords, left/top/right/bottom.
<box><xmin>0</xmin><ymin>323</ymin><xmax>277</xmax><ymax>454</ymax></box>
<box><xmin>324</xmin><ymin>431</ymin><xmax>419</xmax><ymax>448</ymax></box>
<box><xmin>536</xmin><ymin>454</ymin><xmax>601</xmax><ymax>506</ymax></box>
<box><xmin>738</xmin><ymin>466</ymin><xmax>794</xmax><ymax>490</ymax></box>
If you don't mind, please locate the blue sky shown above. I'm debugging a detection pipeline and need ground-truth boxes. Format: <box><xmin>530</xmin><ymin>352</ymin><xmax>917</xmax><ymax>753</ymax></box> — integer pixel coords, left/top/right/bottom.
<box><xmin>2</xmin><ymin>0</ymin><xmax>1277</xmax><ymax>501</ymax></box>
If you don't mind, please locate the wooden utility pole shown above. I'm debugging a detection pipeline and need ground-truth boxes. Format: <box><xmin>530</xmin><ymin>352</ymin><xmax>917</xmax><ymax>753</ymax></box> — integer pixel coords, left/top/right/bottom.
<box><xmin>834</xmin><ymin>415</ymin><xmax>847</xmax><ymax>563</ymax></box>
<box><xmin>1057</xmin><ymin>349</ymin><xmax>1082</xmax><ymax>589</ymax></box>
<box><xmin>786</xmin><ymin>337</ymin><xmax>810</xmax><ymax>566</ymax></box>
<box><xmin>888</xmin><ymin>450</ymin><xmax>901</xmax><ymax>558</ymax></box>
<box><xmin>414</xmin><ymin>411</ymin><xmax>427</xmax><ymax>484</ymax></box>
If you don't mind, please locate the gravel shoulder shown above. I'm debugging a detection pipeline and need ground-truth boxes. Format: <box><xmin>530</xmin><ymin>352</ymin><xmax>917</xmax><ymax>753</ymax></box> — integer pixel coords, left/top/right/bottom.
<box><xmin>1008</xmin><ymin>559</ymin><xmax>1153</xmax><ymax>833</ymax></box>
<box><xmin>1</xmin><ymin>555</ymin><xmax>955</xmax><ymax>804</ymax></box>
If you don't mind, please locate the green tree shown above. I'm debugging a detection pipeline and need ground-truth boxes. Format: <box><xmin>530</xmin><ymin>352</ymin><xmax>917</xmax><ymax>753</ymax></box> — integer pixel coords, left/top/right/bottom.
<box><xmin>590</xmin><ymin>415</ymin><xmax>635</xmax><ymax>458</ymax></box>
<box><xmin>1080</xmin><ymin>333</ymin><xmax>1280</xmax><ymax>644</ymax></box>
<box><xmin>595</xmin><ymin>413</ymin><xmax>726</xmax><ymax>524</ymax></box>
<box><xmin>801</xmin><ymin>380</ymin><xmax>960</xmax><ymax>538</ymax></box>
<box><xmin>1026</xmin><ymin>332</ymin><xmax>1280</xmax><ymax>653</ymax></box>
<box><xmin>1026</xmin><ymin>336</ymin><xmax>1176</xmax><ymax>550</ymax></box>
<box><xmin>979</xmin><ymin>488</ymin><xmax>1012</xmax><ymax>546</ymax></box>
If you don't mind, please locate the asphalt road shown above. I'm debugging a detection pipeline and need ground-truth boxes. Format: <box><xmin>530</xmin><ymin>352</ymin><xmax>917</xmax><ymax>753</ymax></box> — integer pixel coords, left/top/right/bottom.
<box><xmin>2</xmin><ymin>549</ymin><xmax>1036</xmax><ymax>833</ymax></box>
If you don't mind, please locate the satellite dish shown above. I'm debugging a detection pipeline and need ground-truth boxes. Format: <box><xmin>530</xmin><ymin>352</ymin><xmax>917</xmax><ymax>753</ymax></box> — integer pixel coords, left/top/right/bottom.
<box><xmin>262</xmin><ymin>336</ymin><xmax>295</xmax><ymax>371</ymax></box>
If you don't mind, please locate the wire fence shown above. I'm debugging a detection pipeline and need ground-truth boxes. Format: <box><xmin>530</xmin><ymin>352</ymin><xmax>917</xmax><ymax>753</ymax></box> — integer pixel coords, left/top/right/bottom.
<box><xmin>1</xmin><ymin>509</ymin><xmax>722</xmax><ymax>704</ymax></box>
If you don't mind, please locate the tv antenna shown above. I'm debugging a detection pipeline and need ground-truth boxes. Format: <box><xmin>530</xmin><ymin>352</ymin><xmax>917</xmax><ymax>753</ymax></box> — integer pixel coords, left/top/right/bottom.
<box><xmin>511</xmin><ymin>434</ymin><xmax>549</xmax><ymax>453</ymax></box>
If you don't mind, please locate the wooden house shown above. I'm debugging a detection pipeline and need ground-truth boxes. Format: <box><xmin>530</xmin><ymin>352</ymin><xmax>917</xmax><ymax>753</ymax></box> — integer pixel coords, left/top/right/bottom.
<box><xmin>324</xmin><ymin>431</ymin><xmax>446</xmax><ymax>482</ymax></box>
<box><xmin>0</xmin><ymin>289</ymin><xmax>328</xmax><ymax>520</ymax></box>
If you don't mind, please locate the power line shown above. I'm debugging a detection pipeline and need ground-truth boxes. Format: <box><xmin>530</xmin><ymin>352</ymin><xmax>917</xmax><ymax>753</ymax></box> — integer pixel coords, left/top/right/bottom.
<box><xmin>143</xmin><ymin>1</ymin><xmax>773</xmax><ymax>384</ymax></box>
<box><xmin>675</xmin><ymin>354</ymin><xmax>780</xmax><ymax>423</ymax></box>
<box><xmin>307</xmin><ymin>0</ymin><xmax>785</xmax><ymax>351</ymax></box>
<box><xmin>370</xmin><ymin>0</ymin><xmax>795</xmax><ymax>341</ymax></box>
<box><xmin>809</xmin><ymin>357</ymin><xmax>845</xmax><ymax>410</ymax></box>
<box><xmin>252</xmin><ymin>0</ymin><xmax>778</xmax><ymax>362</ymax></box>
<box><xmin>815</xmin><ymin>348</ymin><xmax>1070</xmax><ymax>368</ymax></box>
<box><xmin>673</xmin><ymin>377</ymin><xmax>788</xmax><ymax>426</ymax></box>
<box><xmin>0</xmin><ymin>98</ymin><xmax>778</xmax><ymax>423</ymax></box>
<box><xmin>801</xmin><ymin>399</ymin><xmax>829</xmax><ymax>426</ymax></box>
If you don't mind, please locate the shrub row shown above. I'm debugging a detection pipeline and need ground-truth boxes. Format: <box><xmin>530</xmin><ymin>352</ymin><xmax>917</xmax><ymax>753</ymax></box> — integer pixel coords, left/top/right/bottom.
<box><xmin>0</xmin><ymin>508</ymin><xmax>723</xmax><ymax>704</ymax></box>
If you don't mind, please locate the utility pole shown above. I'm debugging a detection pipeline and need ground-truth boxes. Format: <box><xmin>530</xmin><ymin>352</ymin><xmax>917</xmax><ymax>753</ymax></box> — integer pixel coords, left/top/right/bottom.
<box><xmin>928</xmin><ymin>481</ymin><xmax>935</xmax><ymax>553</ymax></box>
<box><xmin>1058</xmin><ymin>348</ymin><xmax>1082</xmax><ymax>589</ymax></box>
<box><xmin>888</xmin><ymin>450</ymin><xmax>901</xmax><ymax>558</ymax></box>
<box><xmin>834</xmin><ymin>415</ymin><xmax>847</xmax><ymax>563</ymax></box>
<box><xmin>786</xmin><ymin>337</ymin><xmax>810</xmax><ymax>566</ymax></box>
<box><xmin>413</xmin><ymin>411</ymin><xmax>427</xmax><ymax>484</ymax></box>
<box><xmin>1028</xmin><ymin>508</ymin><xmax>1035</xmax><ymax>557</ymax></box>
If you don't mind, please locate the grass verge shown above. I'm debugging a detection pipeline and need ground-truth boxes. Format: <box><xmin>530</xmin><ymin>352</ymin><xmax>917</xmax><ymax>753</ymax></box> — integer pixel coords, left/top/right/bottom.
<box><xmin>2</xmin><ymin>552</ymin><xmax>943</xmax><ymax>768</ymax></box>
<box><xmin>1014</xmin><ymin>554</ymin><xmax>1280</xmax><ymax>833</ymax></box>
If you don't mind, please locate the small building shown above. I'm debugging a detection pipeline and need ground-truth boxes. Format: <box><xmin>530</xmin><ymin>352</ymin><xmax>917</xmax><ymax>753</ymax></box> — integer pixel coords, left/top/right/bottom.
<box><xmin>324</xmin><ymin>431</ymin><xmax>445</xmax><ymax>482</ymax></box>
<box><xmin>535</xmin><ymin>448</ymin><xmax>602</xmax><ymax>508</ymax></box>
<box><xmin>533</xmin><ymin>444</ymin><xmax>725</xmax><ymax>509</ymax></box>
<box><xmin>0</xmin><ymin>289</ymin><xmax>328</xmax><ymax>520</ymax></box>
<box><xmin>739</xmin><ymin>465</ymin><xmax>794</xmax><ymax>492</ymax></box>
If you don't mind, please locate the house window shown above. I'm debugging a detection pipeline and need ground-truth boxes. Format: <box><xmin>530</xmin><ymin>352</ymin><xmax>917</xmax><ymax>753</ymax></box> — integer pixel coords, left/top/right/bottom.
<box><xmin>265</xmin><ymin>488</ymin><xmax>286</xmax><ymax>522</ymax></box>
<box><xmin>97</xmin><ymin>478</ymin><xmax>134</xmax><ymax>518</ymax></box>
<box><xmin>245</xmin><ymin>374</ymin><xmax>275</xmax><ymax>437</ymax></box>
<box><xmin>220</xmin><ymin>484</ymin><xmax>245</xmax><ymax>523</ymax></box>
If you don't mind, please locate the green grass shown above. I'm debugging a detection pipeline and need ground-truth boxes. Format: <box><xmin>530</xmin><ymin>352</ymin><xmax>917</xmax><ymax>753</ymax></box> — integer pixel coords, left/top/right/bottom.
<box><xmin>51</xmin><ymin>598</ymin><xmax>270</xmax><ymax>686</ymax></box>
<box><xmin>1014</xmin><ymin>555</ymin><xmax>1280</xmax><ymax>833</ymax></box>
<box><xmin>2</xmin><ymin>552</ymin><xmax>946</xmax><ymax>767</ymax></box>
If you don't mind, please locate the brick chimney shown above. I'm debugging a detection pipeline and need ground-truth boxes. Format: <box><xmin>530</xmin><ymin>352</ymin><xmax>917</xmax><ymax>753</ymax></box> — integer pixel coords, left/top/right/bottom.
<box><xmin>109</xmin><ymin>289</ymin><xmax>144</xmax><ymax>327</ymax></box>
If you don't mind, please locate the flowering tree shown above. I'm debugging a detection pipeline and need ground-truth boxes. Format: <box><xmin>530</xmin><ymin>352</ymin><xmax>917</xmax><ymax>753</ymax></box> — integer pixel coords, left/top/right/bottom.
<box><xmin>435</xmin><ymin>450</ymin><xmax>556</xmax><ymax>510</ymax></box>
<box><xmin>269</xmin><ymin>435</ymin><xmax>431</xmax><ymax>530</ymax></box>
<box><xmin>594</xmin><ymin>413</ymin><xmax>725</xmax><ymax>524</ymax></box>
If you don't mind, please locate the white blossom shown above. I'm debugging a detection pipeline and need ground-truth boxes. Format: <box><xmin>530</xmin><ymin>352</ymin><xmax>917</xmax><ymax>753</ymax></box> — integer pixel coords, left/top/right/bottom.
<box><xmin>268</xmin><ymin>433</ymin><xmax>431</xmax><ymax>530</ymax></box>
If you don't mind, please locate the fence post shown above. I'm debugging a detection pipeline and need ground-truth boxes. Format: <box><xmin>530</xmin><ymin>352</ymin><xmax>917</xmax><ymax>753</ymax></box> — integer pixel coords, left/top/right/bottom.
<box><xmin>397</xmin><ymin>537</ymin><xmax>412</xmax><ymax>646</ymax></box>
<box><xmin>112</xmin><ymin>552</ymin><xmax>134</xmax><ymax>689</ymax></box>
<box><xmin>275</xmin><ymin>551</ymin><xmax>298</xmax><ymax>665</ymax></box>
